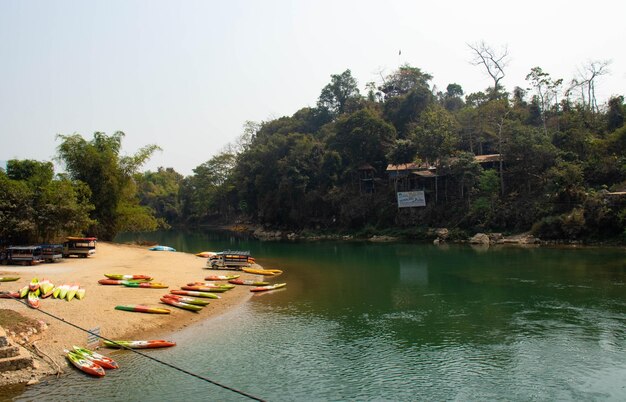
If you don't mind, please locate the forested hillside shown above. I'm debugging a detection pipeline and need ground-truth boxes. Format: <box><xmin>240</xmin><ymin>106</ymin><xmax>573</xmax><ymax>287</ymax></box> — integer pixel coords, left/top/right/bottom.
<box><xmin>138</xmin><ymin>57</ymin><xmax>626</xmax><ymax>241</ymax></box>
<box><xmin>3</xmin><ymin>54</ymin><xmax>625</xmax><ymax>244</ymax></box>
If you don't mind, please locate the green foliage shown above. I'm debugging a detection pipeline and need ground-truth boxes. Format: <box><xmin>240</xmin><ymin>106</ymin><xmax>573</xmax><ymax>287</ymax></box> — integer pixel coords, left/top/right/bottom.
<box><xmin>0</xmin><ymin>161</ymin><xmax>94</xmax><ymax>244</ymax></box>
<box><xmin>132</xmin><ymin>62</ymin><xmax>626</xmax><ymax>242</ymax></box>
<box><xmin>317</xmin><ymin>69</ymin><xmax>361</xmax><ymax>117</ymax></box>
<box><xmin>56</xmin><ymin>131</ymin><xmax>160</xmax><ymax>240</ymax></box>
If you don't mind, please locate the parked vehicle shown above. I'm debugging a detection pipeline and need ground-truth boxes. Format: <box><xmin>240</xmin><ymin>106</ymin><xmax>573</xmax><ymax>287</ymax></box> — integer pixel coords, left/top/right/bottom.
<box><xmin>206</xmin><ymin>250</ymin><xmax>254</xmax><ymax>270</ymax></box>
<box><xmin>2</xmin><ymin>246</ymin><xmax>44</xmax><ymax>266</ymax></box>
<box><xmin>40</xmin><ymin>244</ymin><xmax>64</xmax><ymax>263</ymax></box>
<box><xmin>63</xmin><ymin>237</ymin><xmax>97</xmax><ymax>258</ymax></box>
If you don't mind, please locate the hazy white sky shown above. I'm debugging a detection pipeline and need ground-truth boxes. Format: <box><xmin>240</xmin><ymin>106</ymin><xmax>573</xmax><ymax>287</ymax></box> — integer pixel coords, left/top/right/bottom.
<box><xmin>1</xmin><ymin>0</ymin><xmax>625</xmax><ymax>175</ymax></box>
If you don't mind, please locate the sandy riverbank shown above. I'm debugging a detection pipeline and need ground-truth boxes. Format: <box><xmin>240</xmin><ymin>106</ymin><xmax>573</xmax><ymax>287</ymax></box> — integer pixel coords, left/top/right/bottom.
<box><xmin>0</xmin><ymin>242</ymin><xmax>256</xmax><ymax>386</ymax></box>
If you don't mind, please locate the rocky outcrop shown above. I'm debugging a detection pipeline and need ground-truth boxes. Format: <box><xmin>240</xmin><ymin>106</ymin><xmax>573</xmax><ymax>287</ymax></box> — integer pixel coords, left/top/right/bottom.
<box><xmin>469</xmin><ymin>233</ymin><xmax>491</xmax><ymax>245</ymax></box>
<box><xmin>0</xmin><ymin>325</ymin><xmax>37</xmax><ymax>387</ymax></box>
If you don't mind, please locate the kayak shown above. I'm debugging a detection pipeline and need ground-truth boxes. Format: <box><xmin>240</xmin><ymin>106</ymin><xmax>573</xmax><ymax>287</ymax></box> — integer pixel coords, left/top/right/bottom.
<box><xmin>0</xmin><ymin>277</ymin><xmax>20</xmax><ymax>282</ymax></box>
<box><xmin>170</xmin><ymin>290</ymin><xmax>220</xmax><ymax>299</ymax></box>
<box><xmin>98</xmin><ymin>278</ymin><xmax>151</xmax><ymax>285</ymax></box>
<box><xmin>102</xmin><ymin>339</ymin><xmax>176</xmax><ymax>349</ymax></box>
<box><xmin>186</xmin><ymin>282</ymin><xmax>235</xmax><ymax>289</ymax></box>
<box><xmin>104</xmin><ymin>274</ymin><xmax>153</xmax><ymax>281</ymax></box>
<box><xmin>195</xmin><ymin>251</ymin><xmax>217</xmax><ymax>258</ymax></box>
<box><xmin>161</xmin><ymin>294</ymin><xmax>210</xmax><ymax>306</ymax></box>
<box><xmin>148</xmin><ymin>245</ymin><xmax>176</xmax><ymax>252</ymax></box>
<box><xmin>0</xmin><ymin>291</ymin><xmax>20</xmax><ymax>299</ymax></box>
<box><xmin>72</xmin><ymin>346</ymin><xmax>119</xmax><ymax>369</ymax></box>
<box><xmin>250</xmin><ymin>283</ymin><xmax>287</xmax><ymax>292</ymax></box>
<box><xmin>52</xmin><ymin>285</ymin><xmax>61</xmax><ymax>298</ymax></box>
<box><xmin>115</xmin><ymin>305</ymin><xmax>171</xmax><ymax>314</ymax></box>
<box><xmin>229</xmin><ymin>278</ymin><xmax>270</xmax><ymax>286</ymax></box>
<box><xmin>39</xmin><ymin>278</ymin><xmax>54</xmax><ymax>296</ymax></box>
<box><xmin>27</xmin><ymin>291</ymin><xmax>40</xmax><ymax>308</ymax></box>
<box><xmin>19</xmin><ymin>285</ymin><xmax>29</xmax><ymax>298</ymax></box>
<box><xmin>160</xmin><ymin>297</ymin><xmax>203</xmax><ymax>312</ymax></box>
<box><xmin>181</xmin><ymin>285</ymin><xmax>229</xmax><ymax>293</ymax></box>
<box><xmin>58</xmin><ymin>284</ymin><xmax>70</xmax><ymax>300</ymax></box>
<box><xmin>76</xmin><ymin>288</ymin><xmax>86</xmax><ymax>300</ymax></box>
<box><xmin>122</xmin><ymin>282</ymin><xmax>168</xmax><ymax>289</ymax></box>
<box><xmin>204</xmin><ymin>274</ymin><xmax>240</xmax><ymax>281</ymax></box>
<box><xmin>67</xmin><ymin>350</ymin><xmax>106</xmax><ymax>377</ymax></box>
<box><xmin>66</xmin><ymin>284</ymin><xmax>79</xmax><ymax>301</ymax></box>
<box><xmin>29</xmin><ymin>277</ymin><xmax>40</xmax><ymax>292</ymax></box>
<box><xmin>242</xmin><ymin>268</ymin><xmax>283</xmax><ymax>276</ymax></box>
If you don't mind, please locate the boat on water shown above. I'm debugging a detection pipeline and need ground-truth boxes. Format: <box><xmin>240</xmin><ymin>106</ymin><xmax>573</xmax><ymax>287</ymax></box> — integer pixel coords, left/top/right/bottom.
<box><xmin>115</xmin><ymin>304</ymin><xmax>172</xmax><ymax>314</ymax></box>
<box><xmin>72</xmin><ymin>346</ymin><xmax>119</xmax><ymax>369</ymax></box>
<box><xmin>160</xmin><ymin>297</ymin><xmax>203</xmax><ymax>312</ymax></box>
<box><xmin>66</xmin><ymin>350</ymin><xmax>106</xmax><ymax>377</ymax></box>
<box><xmin>148</xmin><ymin>245</ymin><xmax>176</xmax><ymax>252</ymax></box>
<box><xmin>250</xmin><ymin>283</ymin><xmax>287</xmax><ymax>292</ymax></box>
<box><xmin>102</xmin><ymin>339</ymin><xmax>176</xmax><ymax>349</ymax></box>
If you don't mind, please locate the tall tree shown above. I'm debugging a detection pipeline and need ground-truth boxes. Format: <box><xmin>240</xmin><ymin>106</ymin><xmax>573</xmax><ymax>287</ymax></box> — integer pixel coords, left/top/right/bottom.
<box><xmin>468</xmin><ymin>41</ymin><xmax>509</xmax><ymax>99</ymax></box>
<box><xmin>56</xmin><ymin>131</ymin><xmax>161</xmax><ymax>240</ymax></box>
<box><xmin>317</xmin><ymin>69</ymin><xmax>361</xmax><ymax>117</ymax></box>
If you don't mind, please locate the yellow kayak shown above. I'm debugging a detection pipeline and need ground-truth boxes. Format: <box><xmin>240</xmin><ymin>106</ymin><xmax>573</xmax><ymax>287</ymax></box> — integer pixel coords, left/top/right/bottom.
<box><xmin>242</xmin><ymin>267</ymin><xmax>283</xmax><ymax>276</ymax></box>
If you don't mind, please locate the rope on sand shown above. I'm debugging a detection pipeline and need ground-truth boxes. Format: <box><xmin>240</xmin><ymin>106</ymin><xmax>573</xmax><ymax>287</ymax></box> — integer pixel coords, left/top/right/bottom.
<box><xmin>9</xmin><ymin>296</ymin><xmax>265</xmax><ymax>401</ymax></box>
<box><xmin>31</xmin><ymin>340</ymin><xmax>63</xmax><ymax>376</ymax></box>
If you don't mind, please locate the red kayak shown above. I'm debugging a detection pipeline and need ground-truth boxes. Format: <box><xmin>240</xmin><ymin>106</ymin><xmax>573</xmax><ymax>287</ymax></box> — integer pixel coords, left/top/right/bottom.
<box><xmin>160</xmin><ymin>297</ymin><xmax>203</xmax><ymax>312</ymax></box>
<box><xmin>162</xmin><ymin>294</ymin><xmax>210</xmax><ymax>306</ymax></box>
<box><xmin>170</xmin><ymin>290</ymin><xmax>220</xmax><ymax>299</ymax></box>
<box><xmin>250</xmin><ymin>283</ymin><xmax>287</xmax><ymax>292</ymax></box>
<box><xmin>181</xmin><ymin>285</ymin><xmax>229</xmax><ymax>293</ymax></box>
<box><xmin>229</xmin><ymin>278</ymin><xmax>270</xmax><ymax>286</ymax></box>
<box><xmin>204</xmin><ymin>274</ymin><xmax>240</xmax><ymax>281</ymax></box>
<box><xmin>98</xmin><ymin>278</ymin><xmax>151</xmax><ymax>285</ymax></box>
<box><xmin>115</xmin><ymin>305</ymin><xmax>171</xmax><ymax>314</ymax></box>
<box><xmin>67</xmin><ymin>351</ymin><xmax>106</xmax><ymax>377</ymax></box>
<box><xmin>104</xmin><ymin>274</ymin><xmax>153</xmax><ymax>280</ymax></box>
<box><xmin>72</xmin><ymin>346</ymin><xmax>119</xmax><ymax>369</ymax></box>
<box><xmin>103</xmin><ymin>340</ymin><xmax>176</xmax><ymax>349</ymax></box>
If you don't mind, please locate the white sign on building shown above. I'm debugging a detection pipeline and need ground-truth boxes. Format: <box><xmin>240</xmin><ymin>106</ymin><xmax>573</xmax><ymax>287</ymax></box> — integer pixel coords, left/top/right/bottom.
<box><xmin>397</xmin><ymin>191</ymin><xmax>426</xmax><ymax>208</ymax></box>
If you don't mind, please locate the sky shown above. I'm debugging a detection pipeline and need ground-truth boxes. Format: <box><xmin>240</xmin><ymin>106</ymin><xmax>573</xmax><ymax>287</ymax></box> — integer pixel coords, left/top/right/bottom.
<box><xmin>1</xmin><ymin>0</ymin><xmax>625</xmax><ymax>176</ymax></box>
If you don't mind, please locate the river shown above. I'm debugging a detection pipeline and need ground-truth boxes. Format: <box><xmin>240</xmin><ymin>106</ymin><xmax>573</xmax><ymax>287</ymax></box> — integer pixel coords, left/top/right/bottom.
<box><xmin>9</xmin><ymin>229</ymin><xmax>626</xmax><ymax>401</ymax></box>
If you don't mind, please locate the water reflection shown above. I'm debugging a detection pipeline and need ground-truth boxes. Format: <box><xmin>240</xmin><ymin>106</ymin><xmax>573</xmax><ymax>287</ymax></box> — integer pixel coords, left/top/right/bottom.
<box><xmin>11</xmin><ymin>230</ymin><xmax>625</xmax><ymax>401</ymax></box>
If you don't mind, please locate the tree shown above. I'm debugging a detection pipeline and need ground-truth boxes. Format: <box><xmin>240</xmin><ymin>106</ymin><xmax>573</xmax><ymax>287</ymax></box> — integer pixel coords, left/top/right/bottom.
<box><xmin>56</xmin><ymin>131</ymin><xmax>161</xmax><ymax>240</ymax></box>
<box><xmin>566</xmin><ymin>60</ymin><xmax>611</xmax><ymax>117</ymax></box>
<box><xmin>331</xmin><ymin>109</ymin><xmax>396</xmax><ymax>172</ymax></box>
<box><xmin>410</xmin><ymin>104</ymin><xmax>459</xmax><ymax>164</ymax></box>
<box><xmin>525</xmin><ymin>66</ymin><xmax>563</xmax><ymax>134</ymax></box>
<box><xmin>468</xmin><ymin>41</ymin><xmax>509</xmax><ymax>99</ymax></box>
<box><xmin>136</xmin><ymin>167</ymin><xmax>184</xmax><ymax>224</ymax></box>
<box><xmin>317</xmin><ymin>69</ymin><xmax>361</xmax><ymax>117</ymax></box>
<box><xmin>378</xmin><ymin>64</ymin><xmax>432</xmax><ymax>99</ymax></box>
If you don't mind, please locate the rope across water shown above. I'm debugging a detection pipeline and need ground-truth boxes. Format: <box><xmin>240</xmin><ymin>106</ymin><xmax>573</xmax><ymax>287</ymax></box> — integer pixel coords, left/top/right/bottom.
<box><xmin>8</xmin><ymin>296</ymin><xmax>265</xmax><ymax>401</ymax></box>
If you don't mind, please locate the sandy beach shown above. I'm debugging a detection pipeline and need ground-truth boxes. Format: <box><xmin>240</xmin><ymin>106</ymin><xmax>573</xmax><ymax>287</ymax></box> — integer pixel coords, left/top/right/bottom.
<box><xmin>0</xmin><ymin>242</ymin><xmax>254</xmax><ymax>386</ymax></box>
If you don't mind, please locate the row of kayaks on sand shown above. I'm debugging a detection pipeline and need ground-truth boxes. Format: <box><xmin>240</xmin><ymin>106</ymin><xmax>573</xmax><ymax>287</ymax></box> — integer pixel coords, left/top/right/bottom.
<box><xmin>0</xmin><ymin>277</ymin><xmax>86</xmax><ymax>308</ymax></box>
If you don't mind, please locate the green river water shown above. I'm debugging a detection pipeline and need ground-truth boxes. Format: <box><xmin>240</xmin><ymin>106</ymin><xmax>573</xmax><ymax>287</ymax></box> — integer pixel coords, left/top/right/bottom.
<box><xmin>7</xmin><ymin>229</ymin><xmax>626</xmax><ymax>401</ymax></box>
